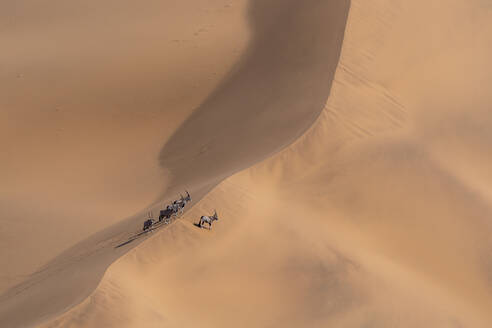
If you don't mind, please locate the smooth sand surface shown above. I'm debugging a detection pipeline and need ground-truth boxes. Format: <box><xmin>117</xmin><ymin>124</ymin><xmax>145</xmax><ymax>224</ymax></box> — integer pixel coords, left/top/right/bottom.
<box><xmin>0</xmin><ymin>0</ymin><xmax>250</xmax><ymax>292</ymax></box>
<box><xmin>3</xmin><ymin>0</ymin><xmax>492</xmax><ymax>327</ymax></box>
<box><xmin>42</xmin><ymin>0</ymin><xmax>492</xmax><ymax>327</ymax></box>
<box><xmin>1</xmin><ymin>0</ymin><xmax>349</xmax><ymax>326</ymax></box>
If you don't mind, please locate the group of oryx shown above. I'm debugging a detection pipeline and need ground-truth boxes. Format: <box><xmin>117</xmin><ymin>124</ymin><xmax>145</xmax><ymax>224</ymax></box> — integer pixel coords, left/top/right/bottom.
<box><xmin>143</xmin><ymin>191</ymin><xmax>219</xmax><ymax>231</ymax></box>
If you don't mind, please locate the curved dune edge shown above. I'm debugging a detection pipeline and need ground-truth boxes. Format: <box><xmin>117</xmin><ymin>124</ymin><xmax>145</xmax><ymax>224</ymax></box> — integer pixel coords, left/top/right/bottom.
<box><xmin>0</xmin><ymin>0</ymin><xmax>350</xmax><ymax>327</ymax></box>
<box><xmin>44</xmin><ymin>0</ymin><xmax>492</xmax><ymax>327</ymax></box>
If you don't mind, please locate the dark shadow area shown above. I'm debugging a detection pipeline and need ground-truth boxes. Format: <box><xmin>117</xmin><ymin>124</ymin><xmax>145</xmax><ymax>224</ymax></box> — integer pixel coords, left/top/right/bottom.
<box><xmin>159</xmin><ymin>0</ymin><xmax>350</xmax><ymax>194</ymax></box>
<box><xmin>115</xmin><ymin>238</ymin><xmax>137</xmax><ymax>248</ymax></box>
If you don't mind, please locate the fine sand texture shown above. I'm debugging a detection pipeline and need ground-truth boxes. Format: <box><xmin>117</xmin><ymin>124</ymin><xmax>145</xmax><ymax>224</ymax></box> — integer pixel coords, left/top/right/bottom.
<box><xmin>43</xmin><ymin>0</ymin><xmax>492</xmax><ymax>327</ymax></box>
<box><xmin>0</xmin><ymin>0</ymin><xmax>349</xmax><ymax>326</ymax></box>
<box><xmin>1</xmin><ymin>0</ymin><xmax>251</xmax><ymax>293</ymax></box>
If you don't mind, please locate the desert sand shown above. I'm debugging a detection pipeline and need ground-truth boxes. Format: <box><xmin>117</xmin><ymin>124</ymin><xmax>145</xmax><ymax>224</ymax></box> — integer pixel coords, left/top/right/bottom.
<box><xmin>2</xmin><ymin>0</ymin><xmax>492</xmax><ymax>327</ymax></box>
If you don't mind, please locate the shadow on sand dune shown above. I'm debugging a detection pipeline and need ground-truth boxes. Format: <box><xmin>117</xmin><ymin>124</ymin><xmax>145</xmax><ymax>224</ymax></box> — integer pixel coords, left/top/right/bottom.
<box><xmin>159</xmin><ymin>0</ymin><xmax>350</xmax><ymax>193</ymax></box>
<box><xmin>0</xmin><ymin>1</ymin><xmax>349</xmax><ymax>327</ymax></box>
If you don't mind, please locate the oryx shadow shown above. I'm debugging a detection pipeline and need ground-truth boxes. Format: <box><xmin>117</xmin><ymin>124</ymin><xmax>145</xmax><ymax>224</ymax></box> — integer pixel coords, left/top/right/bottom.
<box><xmin>193</xmin><ymin>222</ymin><xmax>202</xmax><ymax>229</ymax></box>
<box><xmin>115</xmin><ymin>238</ymin><xmax>136</xmax><ymax>248</ymax></box>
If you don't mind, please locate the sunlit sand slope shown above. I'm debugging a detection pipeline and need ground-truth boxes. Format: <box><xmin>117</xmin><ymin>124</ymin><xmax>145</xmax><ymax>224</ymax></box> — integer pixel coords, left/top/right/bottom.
<box><xmin>0</xmin><ymin>0</ymin><xmax>349</xmax><ymax>326</ymax></box>
<box><xmin>45</xmin><ymin>0</ymin><xmax>492</xmax><ymax>327</ymax></box>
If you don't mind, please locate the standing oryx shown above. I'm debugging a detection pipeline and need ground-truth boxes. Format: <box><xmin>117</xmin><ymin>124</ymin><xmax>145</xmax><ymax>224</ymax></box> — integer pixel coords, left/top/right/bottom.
<box><xmin>174</xmin><ymin>190</ymin><xmax>192</xmax><ymax>215</ymax></box>
<box><xmin>198</xmin><ymin>210</ymin><xmax>219</xmax><ymax>230</ymax></box>
<box><xmin>159</xmin><ymin>191</ymin><xmax>192</xmax><ymax>222</ymax></box>
<box><xmin>143</xmin><ymin>211</ymin><xmax>155</xmax><ymax>231</ymax></box>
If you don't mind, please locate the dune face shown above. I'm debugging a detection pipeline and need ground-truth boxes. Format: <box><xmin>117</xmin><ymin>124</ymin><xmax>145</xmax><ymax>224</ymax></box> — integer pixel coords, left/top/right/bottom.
<box><xmin>0</xmin><ymin>0</ymin><xmax>349</xmax><ymax>327</ymax></box>
<box><xmin>1</xmin><ymin>0</ymin><xmax>253</xmax><ymax>325</ymax></box>
<box><xmin>0</xmin><ymin>0</ymin><xmax>250</xmax><ymax>293</ymax></box>
<box><xmin>41</xmin><ymin>0</ymin><xmax>492</xmax><ymax>327</ymax></box>
<box><xmin>3</xmin><ymin>0</ymin><xmax>492</xmax><ymax>327</ymax></box>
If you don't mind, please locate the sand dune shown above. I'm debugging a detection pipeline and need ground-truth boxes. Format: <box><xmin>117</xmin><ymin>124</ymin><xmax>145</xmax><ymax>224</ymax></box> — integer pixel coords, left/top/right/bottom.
<box><xmin>43</xmin><ymin>0</ymin><xmax>492</xmax><ymax>327</ymax></box>
<box><xmin>3</xmin><ymin>0</ymin><xmax>492</xmax><ymax>327</ymax></box>
<box><xmin>0</xmin><ymin>0</ymin><xmax>348</xmax><ymax>326</ymax></box>
<box><xmin>0</xmin><ymin>0</ymin><xmax>250</xmax><ymax>293</ymax></box>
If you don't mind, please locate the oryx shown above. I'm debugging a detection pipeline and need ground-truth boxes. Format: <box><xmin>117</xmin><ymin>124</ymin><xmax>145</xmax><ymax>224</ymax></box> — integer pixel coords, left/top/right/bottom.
<box><xmin>175</xmin><ymin>190</ymin><xmax>192</xmax><ymax>215</ymax></box>
<box><xmin>143</xmin><ymin>219</ymin><xmax>154</xmax><ymax>231</ymax></box>
<box><xmin>143</xmin><ymin>211</ymin><xmax>155</xmax><ymax>231</ymax></box>
<box><xmin>159</xmin><ymin>191</ymin><xmax>192</xmax><ymax>222</ymax></box>
<box><xmin>159</xmin><ymin>205</ymin><xmax>174</xmax><ymax>223</ymax></box>
<box><xmin>198</xmin><ymin>210</ymin><xmax>219</xmax><ymax>230</ymax></box>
